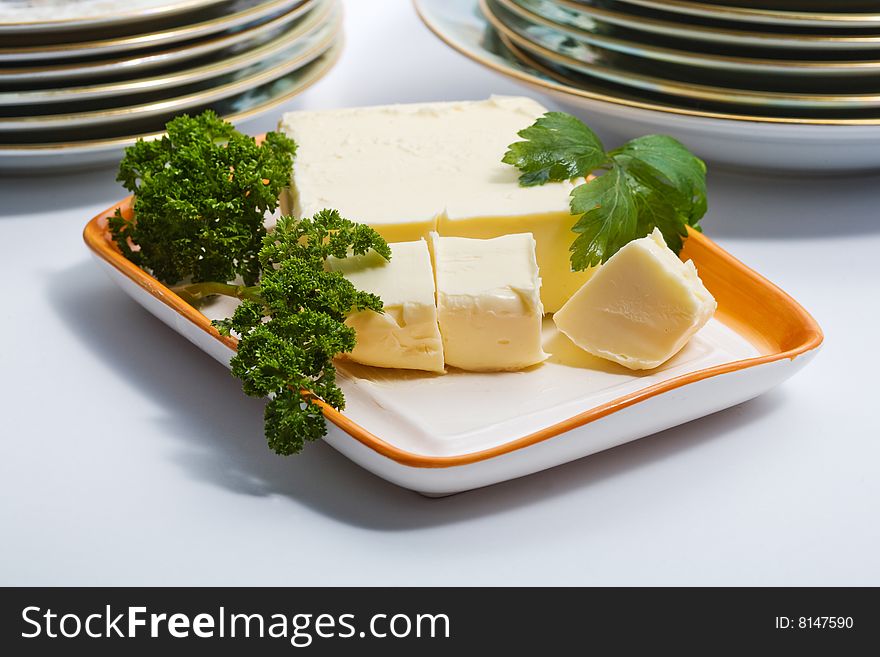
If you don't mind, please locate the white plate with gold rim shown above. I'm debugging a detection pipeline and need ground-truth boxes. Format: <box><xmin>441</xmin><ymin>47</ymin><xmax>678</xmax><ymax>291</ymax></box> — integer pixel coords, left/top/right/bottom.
<box><xmin>84</xmin><ymin>195</ymin><xmax>822</xmax><ymax>495</ymax></box>
<box><xmin>500</xmin><ymin>0</ymin><xmax>880</xmax><ymax>77</ymax></box>
<box><xmin>486</xmin><ymin>0</ymin><xmax>880</xmax><ymax>110</ymax></box>
<box><xmin>0</xmin><ymin>41</ymin><xmax>341</xmax><ymax>172</ymax></box>
<box><xmin>614</xmin><ymin>0</ymin><xmax>880</xmax><ymax>28</ymax></box>
<box><xmin>0</xmin><ymin>0</ymin><xmax>230</xmax><ymax>33</ymax></box>
<box><xmin>416</xmin><ymin>0</ymin><xmax>880</xmax><ymax>172</ymax></box>
<box><xmin>0</xmin><ymin>0</ymin><xmax>320</xmax><ymax>83</ymax></box>
<box><xmin>0</xmin><ymin>0</ymin><xmax>308</xmax><ymax>62</ymax></box>
<box><xmin>0</xmin><ymin>0</ymin><xmax>335</xmax><ymax>106</ymax></box>
<box><xmin>529</xmin><ymin>0</ymin><xmax>880</xmax><ymax>51</ymax></box>
<box><xmin>0</xmin><ymin>11</ymin><xmax>339</xmax><ymax>133</ymax></box>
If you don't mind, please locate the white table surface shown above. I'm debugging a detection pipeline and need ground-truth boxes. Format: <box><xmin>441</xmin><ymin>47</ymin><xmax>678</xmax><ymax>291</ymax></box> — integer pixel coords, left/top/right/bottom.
<box><xmin>2</xmin><ymin>0</ymin><xmax>878</xmax><ymax>586</ymax></box>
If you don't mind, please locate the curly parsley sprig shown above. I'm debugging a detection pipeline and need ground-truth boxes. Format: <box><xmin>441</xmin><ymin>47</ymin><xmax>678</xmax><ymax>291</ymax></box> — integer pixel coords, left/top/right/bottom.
<box><xmin>502</xmin><ymin>112</ymin><xmax>707</xmax><ymax>269</ymax></box>
<box><xmin>210</xmin><ymin>211</ymin><xmax>390</xmax><ymax>455</ymax></box>
<box><xmin>109</xmin><ymin>112</ymin><xmax>390</xmax><ymax>455</ymax></box>
<box><xmin>109</xmin><ymin>110</ymin><xmax>296</xmax><ymax>286</ymax></box>
<box><xmin>156</xmin><ymin>211</ymin><xmax>390</xmax><ymax>455</ymax></box>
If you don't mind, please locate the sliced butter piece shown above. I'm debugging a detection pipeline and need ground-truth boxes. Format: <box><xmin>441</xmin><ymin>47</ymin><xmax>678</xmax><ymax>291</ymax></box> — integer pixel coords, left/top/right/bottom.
<box><xmin>438</xmin><ymin>205</ymin><xmax>592</xmax><ymax>315</ymax></box>
<box><xmin>553</xmin><ymin>228</ymin><xmax>717</xmax><ymax>370</ymax></box>
<box><xmin>278</xmin><ymin>96</ymin><xmax>591</xmax><ymax>312</ymax></box>
<box><xmin>432</xmin><ymin>232</ymin><xmax>546</xmax><ymax>372</ymax></box>
<box><xmin>326</xmin><ymin>240</ymin><xmax>444</xmax><ymax>373</ymax></box>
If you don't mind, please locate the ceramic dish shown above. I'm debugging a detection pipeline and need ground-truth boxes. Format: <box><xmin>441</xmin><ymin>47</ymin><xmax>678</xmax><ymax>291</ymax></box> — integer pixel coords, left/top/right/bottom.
<box><xmin>0</xmin><ymin>13</ymin><xmax>338</xmax><ymax>134</ymax></box>
<box><xmin>705</xmin><ymin>1</ymin><xmax>878</xmax><ymax>9</ymax></box>
<box><xmin>0</xmin><ymin>0</ymin><xmax>285</xmax><ymax>46</ymax></box>
<box><xmin>0</xmin><ymin>0</ymin><xmax>319</xmax><ymax>84</ymax></box>
<box><xmin>499</xmin><ymin>0</ymin><xmax>880</xmax><ymax>77</ymax></box>
<box><xmin>485</xmin><ymin>0</ymin><xmax>880</xmax><ymax>110</ymax></box>
<box><xmin>522</xmin><ymin>0</ymin><xmax>880</xmax><ymax>51</ymax></box>
<box><xmin>0</xmin><ymin>0</ymin><xmax>230</xmax><ymax>34</ymax></box>
<box><xmin>0</xmin><ymin>0</ymin><xmax>334</xmax><ymax>106</ymax></box>
<box><xmin>415</xmin><ymin>0</ymin><xmax>880</xmax><ymax>172</ymax></box>
<box><xmin>0</xmin><ymin>41</ymin><xmax>341</xmax><ymax>172</ymax></box>
<box><xmin>83</xmin><ymin>192</ymin><xmax>822</xmax><ymax>495</ymax></box>
<box><xmin>0</xmin><ymin>0</ymin><xmax>307</xmax><ymax>62</ymax></box>
<box><xmin>500</xmin><ymin>29</ymin><xmax>880</xmax><ymax>118</ymax></box>
<box><xmin>613</xmin><ymin>0</ymin><xmax>880</xmax><ymax>28</ymax></box>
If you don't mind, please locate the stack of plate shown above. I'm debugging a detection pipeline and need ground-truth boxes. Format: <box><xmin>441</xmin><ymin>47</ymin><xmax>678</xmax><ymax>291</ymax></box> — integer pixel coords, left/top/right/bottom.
<box><xmin>0</xmin><ymin>0</ymin><xmax>343</xmax><ymax>172</ymax></box>
<box><xmin>415</xmin><ymin>0</ymin><xmax>880</xmax><ymax>172</ymax></box>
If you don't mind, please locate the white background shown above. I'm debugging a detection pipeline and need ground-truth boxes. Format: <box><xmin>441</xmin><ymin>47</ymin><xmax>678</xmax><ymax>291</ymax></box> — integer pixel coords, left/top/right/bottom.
<box><xmin>1</xmin><ymin>0</ymin><xmax>878</xmax><ymax>586</ymax></box>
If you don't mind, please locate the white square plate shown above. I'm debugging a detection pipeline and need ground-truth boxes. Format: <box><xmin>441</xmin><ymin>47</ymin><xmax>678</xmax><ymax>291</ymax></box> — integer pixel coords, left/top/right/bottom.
<box><xmin>85</xmin><ymin>197</ymin><xmax>822</xmax><ymax>495</ymax></box>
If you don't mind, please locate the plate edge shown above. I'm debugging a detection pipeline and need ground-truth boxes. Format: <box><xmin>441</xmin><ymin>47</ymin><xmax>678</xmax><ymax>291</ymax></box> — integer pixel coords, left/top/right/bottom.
<box><xmin>83</xmin><ymin>166</ymin><xmax>824</xmax><ymax>471</ymax></box>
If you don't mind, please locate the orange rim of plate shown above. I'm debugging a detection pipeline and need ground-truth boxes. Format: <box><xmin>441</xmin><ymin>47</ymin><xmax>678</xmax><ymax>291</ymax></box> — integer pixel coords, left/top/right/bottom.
<box><xmin>84</xmin><ymin>178</ymin><xmax>823</xmax><ymax>470</ymax></box>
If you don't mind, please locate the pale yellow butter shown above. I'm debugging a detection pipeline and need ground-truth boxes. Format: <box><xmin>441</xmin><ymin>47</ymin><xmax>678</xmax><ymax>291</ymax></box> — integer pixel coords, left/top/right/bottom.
<box><xmin>553</xmin><ymin>229</ymin><xmax>717</xmax><ymax>370</ymax></box>
<box><xmin>278</xmin><ymin>96</ymin><xmax>591</xmax><ymax>312</ymax></box>
<box><xmin>431</xmin><ymin>232</ymin><xmax>546</xmax><ymax>372</ymax></box>
<box><xmin>326</xmin><ymin>240</ymin><xmax>444</xmax><ymax>373</ymax></box>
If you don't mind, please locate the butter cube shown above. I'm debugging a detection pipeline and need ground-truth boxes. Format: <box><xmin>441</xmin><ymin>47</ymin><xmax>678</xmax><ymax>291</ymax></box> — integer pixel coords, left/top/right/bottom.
<box><xmin>432</xmin><ymin>232</ymin><xmax>546</xmax><ymax>372</ymax></box>
<box><xmin>278</xmin><ymin>96</ymin><xmax>592</xmax><ymax>312</ymax></box>
<box><xmin>326</xmin><ymin>240</ymin><xmax>444</xmax><ymax>373</ymax></box>
<box><xmin>553</xmin><ymin>229</ymin><xmax>717</xmax><ymax>370</ymax></box>
<box><xmin>438</xmin><ymin>203</ymin><xmax>592</xmax><ymax>314</ymax></box>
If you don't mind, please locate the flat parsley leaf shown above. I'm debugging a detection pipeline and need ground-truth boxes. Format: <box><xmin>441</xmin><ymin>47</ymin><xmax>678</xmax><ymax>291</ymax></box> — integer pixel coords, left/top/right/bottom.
<box><xmin>503</xmin><ymin>113</ymin><xmax>707</xmax><ymax>268</ymax></box>
<box><xmin>610</xmin><ymin>134</ymin><xmax>707</xmax><ymax>230</ymax></box>
<box><xmin>502</xmin><ymin>111</ymin><xmax>606</xmax><ymax>186</ymax></box>
<box><xmin>569</xmin><ymin>164</ymin><xmax>634</xmax><ymax>270</ymax></box>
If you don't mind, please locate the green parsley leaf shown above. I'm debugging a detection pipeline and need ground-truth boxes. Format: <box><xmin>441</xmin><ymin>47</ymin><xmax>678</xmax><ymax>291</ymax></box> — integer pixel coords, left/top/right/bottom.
<box><xmin>213</xmin><ymin>211</ymin><xmax>389</xmax><ymax>455</ymax></box>
<box><xmin>109</xmin><ymin>110</ymin><xmax>296</xmax><ymax>286</ymax></box>
<box><xmin>569</xmin><ymin>164</ymin><xmax>635</xmax><ymax>270</ymax></box>
<box><xmin>503</xmin><ymin>112</ymin><xmax>707</xmax><ymax>268</ymax></box>
<box><xmin>502</xmin><ymin>111</ymin><xmax>607</xmax><ymax>186</ymax></box>
<box><xmin>610</xmin><ymin>134</ymin><xmax>707</xmax><ymax>229</ymax></box>
<box><xmin>110</xmin><ymin>111</ymin><xmax>389</xmax><ymax>456</ymax></box>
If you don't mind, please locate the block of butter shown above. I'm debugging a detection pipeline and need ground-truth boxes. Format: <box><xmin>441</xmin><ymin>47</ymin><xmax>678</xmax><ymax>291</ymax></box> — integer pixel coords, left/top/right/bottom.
<box><xmin>279</xmin><ymin>96</ymin><xmax>592</xmax><ymax>313</ymax></box>
<box><xmin>553</xmin><ymin>229</ymin><xmax>717</xmax><ymax>370</ymax></box>
<box><xmin>326</xmin><ymin>240</ymin><xmax>445</xmax><ymax>373</ymax></box>
<box><xmin>432</xmin><ymin>232</ymin><xmax>546</xmax><ymax>372</ymax></box>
